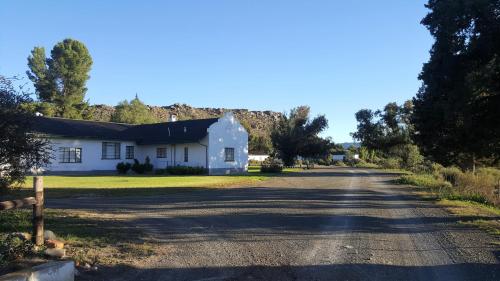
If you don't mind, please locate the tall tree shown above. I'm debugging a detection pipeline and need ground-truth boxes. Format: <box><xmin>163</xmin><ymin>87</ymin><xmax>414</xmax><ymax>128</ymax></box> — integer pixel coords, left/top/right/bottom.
<box><xmin>0</xmin><ymin>76</ymin><xmax>50</xmax><ymax>190</ymax></box>
<box><xmin>111</xmin><ymin>95</ymin><xmax>157</xmax><ymax>124</ymax></box>
<box><xmin>351</xmin><ymin>109</ymin><xmax>383</xmax><ymax>150</ymax></box>
<box><xmin>27</xmin><ymin>39</ymin><xmax>93</xmax><ymax>119</ymax></box>
<box><xmin>271</xmin><ymin>106</ymin><xmax>331</xmax><ymax>166</ymax></box>
<box><xmin>413</xmin><ymin>0</ymin><xmax>500</xmax><ymax>169</ymax></box>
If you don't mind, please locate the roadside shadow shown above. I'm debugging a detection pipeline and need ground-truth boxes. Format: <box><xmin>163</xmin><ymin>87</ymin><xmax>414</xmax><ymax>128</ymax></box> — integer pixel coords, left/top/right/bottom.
<box><xmin>76</xmin><ymin>262</ymin><xmax>500</xmax><ymax>281</ymax></box>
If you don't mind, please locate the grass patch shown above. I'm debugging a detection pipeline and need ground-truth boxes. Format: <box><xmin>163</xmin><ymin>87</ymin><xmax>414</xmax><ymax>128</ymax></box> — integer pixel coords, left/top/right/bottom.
<box><xmin>394</xmin><ymin>174</ymin><xmax>450</xmax><ymax>189</ymax></box>
<box><xmin>394</xmin><ymin>173</ymin><xmax>500</xmax><ymax>237</ymax></box>
<box><xmin>0</xmin><ymin>174</ymin><xmax>268</xmax><ymax>199</ymax></box>
<box><xmin>436</xmin><ymin>199</ymin><xmax>500</xmax><ymax>236</ymax></box>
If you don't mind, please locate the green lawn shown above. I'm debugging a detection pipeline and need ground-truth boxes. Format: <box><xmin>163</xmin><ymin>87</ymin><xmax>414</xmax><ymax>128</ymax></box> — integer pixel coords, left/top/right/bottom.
<box><xmin>0</xmin><ymin>167</ymin><xmax>304</xmax><ymax>199</ymax></box>
<box><xmin>22</xmin><ymin>174</ymin><xmax>267</xmax><ymax>189</ymax></box>
<box><xmin>4</xmin><ymin>174</ymin><xmax>265</xmax><ymax>198</ymax></box>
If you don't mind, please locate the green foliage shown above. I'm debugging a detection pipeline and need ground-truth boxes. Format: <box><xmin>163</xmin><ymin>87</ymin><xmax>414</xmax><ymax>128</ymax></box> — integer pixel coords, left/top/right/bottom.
<box><xmin>380</xmin><ymin>157</ymin><xmax>401</xmax><ymax>169</ymax></box>
<box><xmin>116</xmin><ymin>162</ymin><xmax>131</xmax><ymax>174</ymax></box>
<box><xmin>354</xmin><ymin>160</ymin><xmax>379</xmax><ymax>169</ymax></box>
<box><xmin>157</xmin><ymin>166</ymin><xmax>207</xmax><ymax>175</ymax></box>
<box><xmin>249</xmin><ymin>135</ymin><xmax>272</xmax><ymax>154</ymax></box>
<box><xmin>131</xmin><ymin>157</ymin><xmax>154</xmax><ymax>174</ymax></box>
<box><xmin>0</xmin><ymin>233</ymin><xmax>36</xmax><ymax>266</ymax></box>
<box><xmin>399</xmin><ymin>144</ymin><xmax>424</xmax><ymax>172</ymax></box>
<box><xmin>27</xmin><ymin>39</ymin><xmax>93</xmax><ymax>119</ymax></box>
<box><xmin>396</xmin><ymin>174</ymin><xmax>451</xmax><ymax>190</ymax></box>
<box><xmin>352</xmin><ymin>100</ymin><xmax>424</xmax><ymax>172</ymax></box>
<box><xmin>0</xmin><ymin>76</ymin><xmax>50</xmax><ymax>190</ymax></box>
<box><xmin>438</xmin><ymin>167</ymin><xmax>462</xmax><ymax>185</ymax></box>
<box><xmin>260</xmin><ymin>158</ymin><xmax>284</xmax><ymax>173</ymax></box>
<box><xmin>271</xmin><ymin>106</ymin><xmax>332</xmax><ymax>166</ymax></box>
<box><xmin>397</xmin><ymin>166</ymin><xmax>500</xmax><ymax>206</ymax></box>
<box><xmin>111</xmin><ymin>95</ymin><xmax>157</xmax><ymax>124</ymax></box>
<box><xmin>352</xmin><ymin>101</ymin><xmax>413</xmax><ymax>153</ymax></box>
<box><xmin>413</xmin><ymin>0</ymin><xmax>500</xmax><ymax>168</ymax></box>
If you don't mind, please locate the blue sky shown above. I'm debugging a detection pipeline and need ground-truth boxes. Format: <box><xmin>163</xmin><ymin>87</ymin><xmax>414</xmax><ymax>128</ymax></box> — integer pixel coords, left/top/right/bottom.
<box><xmin>0</xmin><ymin>0</ymin><xmax>433</xmax><ymax>142</ymax></box>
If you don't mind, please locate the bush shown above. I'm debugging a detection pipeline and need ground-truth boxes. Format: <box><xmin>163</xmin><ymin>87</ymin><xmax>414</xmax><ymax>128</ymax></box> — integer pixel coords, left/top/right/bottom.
<box><xmin>396</xmin><ymin>174</ymin><xmax>451</xmax><ymax>190</ymax></box>
<box><xmin>439</xmin><ymin>167</ymin><xmax>462</xmax><ymax>185</ymax></box>
<box><xmin>143</xmin><ymin>156</ymin><xmax>153</xmax><ymax>173</ymax></box>
<box><xmin>165</xmin><ymin>166</ymin><xmax>207</xmax><ymax>175</ymax></box>
<box><xmin>332</xmin><ymin>160</ymin><xmax>347</xmax><ymax>167</ymax></box>
<box><xmin>354</xmin><ymin>159</ymin><xmax>379</xmax><ymax>169</ymax></box>
<box><xmin>261</xmin><ymin>158</ymin><xmax>283</xmax><ymax>173</ymax></box>
<box><xmin>454</xmin><ymin>170</ymin><xmax>500</xmax><ymax>206</ymax></box>
<box><xmin>131</xmin><ymin>158</ymin><xmax>154</xmax><ymax>174</ymax></box>
<box><xmin>131</xmin><ymin>159</ymin><xmax>144</xmax><ymax>174</ymax></box>
<box><xmin>116</xmin><ymin>162</ymin><xmax>131</xmax><ymax>174</ymax></box>
<box><xmin>0</xmin><ymin>233</ymin><xmax>35</xmax><ymax>266</ymax></box>
<box><xmin>380</xmin><ymin>157</ymin><xmax>401</xmax><ymax>169</ymax></box>
<box><xmin>400</xmin><ymin>144</ymin><xmax>424</xmax><ymax>172</ymax></box>
<box><xmin>397</xmin><ymin>165</ymin><xmax>500</xmax><ymax>207</ymax></box>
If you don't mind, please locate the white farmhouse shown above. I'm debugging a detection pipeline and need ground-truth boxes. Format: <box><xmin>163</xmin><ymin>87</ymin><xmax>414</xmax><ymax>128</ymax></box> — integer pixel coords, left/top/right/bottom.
<box><xmin>33</xmin><ymin>112</ymin><xmax>248</xmax><ymax>175</ymax></box>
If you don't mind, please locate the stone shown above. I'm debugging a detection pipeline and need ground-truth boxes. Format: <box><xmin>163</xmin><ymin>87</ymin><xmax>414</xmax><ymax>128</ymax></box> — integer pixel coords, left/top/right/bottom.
<box><xmin>0</xmin><ymin>261</ymin><xmax>74</xmax><ymax>281</ymax></box>
<box><xmin>31</xmin><ymin>261</ymin><xmax>74</xmax><ymax>281</ymax></box>
<box><xmin>44</xmin><ymin>230</ymin><xmax>57</xmax><ymax>240</ymax></box>
<box><xmin>44</xmin><ymin>248</ymin><xmax>66</xmax><ymax>258</ymax></box>
<box><xmin>45</xmin><ymin>239</ymin><xmax>64</xmax><ymax>249</ymax></box>
<box><xmin>12</xmin><ymin>232</ymin><xmax>31</xmax><ymax>241</ymax></box>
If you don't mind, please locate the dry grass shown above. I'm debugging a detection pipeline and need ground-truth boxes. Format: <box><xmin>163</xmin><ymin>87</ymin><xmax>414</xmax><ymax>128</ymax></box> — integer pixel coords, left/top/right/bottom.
<box><xmin>436</xmin><ymin>199</ymin><xmax>500</xmax><ymax>236</ymax></box>
<box><xmin>0</xmin><ymin>208</ymin><xmax>156</xmax><ymax>270</ymax></box>
<box><xmin>396</xmin><ymin>167</ymin><xmax>500</xmax><ymax>207</ymax></box>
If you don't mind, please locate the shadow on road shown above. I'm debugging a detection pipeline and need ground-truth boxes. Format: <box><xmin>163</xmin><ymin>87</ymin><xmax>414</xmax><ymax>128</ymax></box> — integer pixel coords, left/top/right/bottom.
<box><xmin>78</xmin><ymin>262</ymin><xmax>500</xmax><ymax>281</ymax></box>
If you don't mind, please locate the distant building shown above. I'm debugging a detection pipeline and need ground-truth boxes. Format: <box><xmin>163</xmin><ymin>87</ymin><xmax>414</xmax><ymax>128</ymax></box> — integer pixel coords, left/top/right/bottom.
<box><xmin>332</xmin><ymin>154</ymin><xmax>359</xmax><ymax>161</ymax></box>
<box><xmin>332</xmin><ymin>154</ymin><xmax>345</xmax><ymax>161</ymax></box>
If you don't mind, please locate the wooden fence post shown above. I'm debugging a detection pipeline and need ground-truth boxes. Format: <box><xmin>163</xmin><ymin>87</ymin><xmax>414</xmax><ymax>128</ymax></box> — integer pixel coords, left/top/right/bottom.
<box><xmin>33</xmin><ymin>176</ymin><xmax>44</xmax><ymax>246</ymax></box>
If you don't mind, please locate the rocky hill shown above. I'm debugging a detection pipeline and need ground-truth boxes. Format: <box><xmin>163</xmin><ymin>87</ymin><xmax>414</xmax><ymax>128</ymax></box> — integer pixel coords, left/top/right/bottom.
<box><xmin>89</xmin><ymin>103</ymin><xmax>281</xmax><ymax>138</ymax></box>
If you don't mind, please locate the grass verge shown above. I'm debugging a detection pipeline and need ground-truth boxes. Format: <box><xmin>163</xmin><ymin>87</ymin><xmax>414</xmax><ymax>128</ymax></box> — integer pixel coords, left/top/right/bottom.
<box><xmin>436</xmin><ymin>199</ymin><xmax>500</xmax><ymax>236</ymax></box>
<box><xmin>394</xmin><ymin>174</ymin><xmax>500</xmax><ymax>237</ymax></box>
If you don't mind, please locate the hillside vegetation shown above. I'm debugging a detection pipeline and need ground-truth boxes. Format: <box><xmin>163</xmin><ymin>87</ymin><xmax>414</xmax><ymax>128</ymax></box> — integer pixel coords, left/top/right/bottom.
<box><xmin>88</xmin><ymin>103</ymin><xmax>280</xmax><ymax>142</ymax></box>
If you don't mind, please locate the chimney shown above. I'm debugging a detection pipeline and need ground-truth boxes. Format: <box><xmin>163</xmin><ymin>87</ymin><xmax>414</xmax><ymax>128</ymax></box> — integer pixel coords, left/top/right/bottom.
<box><xmin>168</xmin><ymin>114</ymin><xmax>177</xmax><ymax>122</ymax></box>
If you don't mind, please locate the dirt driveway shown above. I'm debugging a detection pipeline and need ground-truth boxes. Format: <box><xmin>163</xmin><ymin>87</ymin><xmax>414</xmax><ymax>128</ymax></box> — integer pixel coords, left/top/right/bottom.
<box><xmin>48</xmin><ymin>168</ymin><xmax>499</xmax><ymax>281</ymax></box>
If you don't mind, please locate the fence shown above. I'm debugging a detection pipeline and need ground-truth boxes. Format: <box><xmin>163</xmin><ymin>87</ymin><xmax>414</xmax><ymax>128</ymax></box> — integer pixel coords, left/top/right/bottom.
<box><xmin>0</xmin><ymin>176</ymin><xmax>44</xmax><ymax>245</ymax></box>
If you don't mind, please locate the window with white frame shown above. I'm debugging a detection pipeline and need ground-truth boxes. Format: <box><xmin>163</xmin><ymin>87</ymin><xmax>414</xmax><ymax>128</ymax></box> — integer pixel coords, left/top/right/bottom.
<box><xmin>102</xmin><ymin>142</ymin><xmax>120</xmax><ymax>159</ymax></box>
<box><xmin>157</xmin><ymin>147</ymin><xmax>167</xmax><ymax>158</ymax></box>
<box><xmin>184</xmin><ymin>147</ymin><xmax>188</xmax><ymax>162</ymax></box>
<box><xmin>59</xmin><ymin>147</ymin><xmax>82</xmax><ymax>163</ymax></box>
<box><xmin>224</xmin><ymin>147</ymin><xmax>235</xmax><ymax>162</ymax></box>
<box><xmin>125</xmin><ymin>146</ymin><xmax>134</xmax><ymax>159</ymax></box>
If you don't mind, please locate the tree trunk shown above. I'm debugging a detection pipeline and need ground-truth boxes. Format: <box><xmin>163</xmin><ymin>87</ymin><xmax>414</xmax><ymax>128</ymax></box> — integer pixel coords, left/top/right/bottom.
<box><xmin>472</xmin><ymin>153</ymin><xmax>476</xmax><ymax>174</ymax></box>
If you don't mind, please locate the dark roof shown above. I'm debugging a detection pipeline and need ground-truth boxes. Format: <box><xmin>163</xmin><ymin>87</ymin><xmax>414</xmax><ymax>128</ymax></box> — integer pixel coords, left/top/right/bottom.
<box><xmin>33</xmin><ymin>117</ymin><xmax>219</xmax><ymax>144</ymax></box>
<box><xmin>126</xmin><ymin>118</ymin><xmax>219</xmax><ymax>145</ymax></box>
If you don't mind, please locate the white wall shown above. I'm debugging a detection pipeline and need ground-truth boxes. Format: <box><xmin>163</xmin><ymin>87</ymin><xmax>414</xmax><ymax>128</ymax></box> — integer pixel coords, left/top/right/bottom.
<box><xmin>45</xmin><ymin>138</ymin><xmax>135</xmax><ymax>172</ymax></box>
<box><xmin>207</xmin><ymin>112</ymin><xmax>248</xmax><ymax>173</ymax></box>
<box><xmin>136</xmin><ymin>141</ymin><xmax>207</xmax><ymax>169</ymax></box>
<box><xmin>249</xmin><ymin>154</ymin><xmax>269</xmax><ymax>162</ymax></box>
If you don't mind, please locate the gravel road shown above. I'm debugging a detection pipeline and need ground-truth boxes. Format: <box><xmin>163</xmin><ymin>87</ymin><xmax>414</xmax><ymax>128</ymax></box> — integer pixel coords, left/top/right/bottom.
<box><xmin>48</xmin><ymin>168</ymin><xmax>500</xmax><ymax>281</ymax></box>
